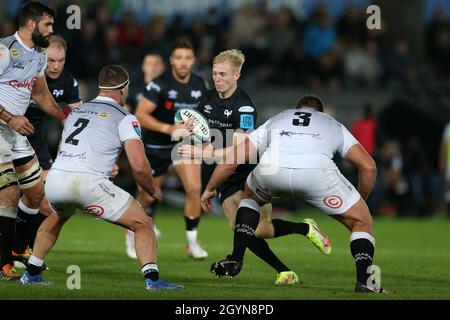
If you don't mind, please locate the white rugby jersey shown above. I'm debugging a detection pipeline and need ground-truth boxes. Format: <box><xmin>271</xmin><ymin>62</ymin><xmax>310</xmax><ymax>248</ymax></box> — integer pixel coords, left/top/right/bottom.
<box><xmin>249</xmin><ymin>107</ymin><xmax>359</xmax><ymax>169</ymax></box>
<box><xmin>0</xmin><ymin>32</ymin><xmax>47</xmax><ymax>115</ymax></box>
<box><xmin>52</xmin><ymin>96</ymin><xmax>142</xmax><ymax>176</ymax></box>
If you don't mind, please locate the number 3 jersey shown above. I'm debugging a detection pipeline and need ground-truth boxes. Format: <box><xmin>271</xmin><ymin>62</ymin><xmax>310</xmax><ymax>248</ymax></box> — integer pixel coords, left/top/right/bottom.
<box><xmin>52</xmin><ymin>96</ymin><xmax>142</xmax><ymax>176</ymax></box>
<box><xmin>249</xmin><ymin>107</ymin><xmax>359</xmax><ymax>169</ymax></box>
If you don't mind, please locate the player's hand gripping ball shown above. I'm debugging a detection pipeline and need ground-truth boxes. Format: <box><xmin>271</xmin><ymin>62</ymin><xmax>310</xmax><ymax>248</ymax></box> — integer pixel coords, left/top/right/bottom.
<box><xmin>174</xmin><ymin>108</ymin><xmax>210</xmax><ymax>143</ymax></box>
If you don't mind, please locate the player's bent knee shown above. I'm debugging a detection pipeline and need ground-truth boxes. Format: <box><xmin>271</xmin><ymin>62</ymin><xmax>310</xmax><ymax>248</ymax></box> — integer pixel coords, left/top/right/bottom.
<box><xmin>0</xmin><ymin>162</ymin><xmax>18</xmax><ymax>191</ymax></box>
<box><xmin>185</xmin><ymin>185</ymin><xmax>201</xmax><ymax>198</ymax></box>
<box><xmin>134</xmin><ymin>215</ymin><xmax>153</xmax><ymax>232</ymax></box>
<box><xmin>254</xmin><ymin>219</ymin><xmax>273</xmax><ymax>239</ymax></box>
<box><xmin>16</xmin><ymin>159</ymin><xmax>43</xmax><ymax>190</ymax></box>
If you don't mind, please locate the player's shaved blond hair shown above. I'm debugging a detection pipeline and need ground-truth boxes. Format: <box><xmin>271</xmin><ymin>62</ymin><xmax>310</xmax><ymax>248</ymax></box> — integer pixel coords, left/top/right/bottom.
<box><xmin>213</xmin><ymin>49</ymin><xmax>245</xmax><ymax>72</ymax></box>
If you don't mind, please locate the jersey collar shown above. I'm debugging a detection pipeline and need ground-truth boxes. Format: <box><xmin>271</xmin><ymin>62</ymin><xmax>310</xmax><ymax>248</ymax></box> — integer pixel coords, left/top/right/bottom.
<box><xmin>14</xmin><ymin>32</ymin><xmax>35</xmax><ymax>52</ymax></box>
<box><xmin>95</xmin><ymin>96</ymin><xmax>118</xmax><ymax>104</ymax></box>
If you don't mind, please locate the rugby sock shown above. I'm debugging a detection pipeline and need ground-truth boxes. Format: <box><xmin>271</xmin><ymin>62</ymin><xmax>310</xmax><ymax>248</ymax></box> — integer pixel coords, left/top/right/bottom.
<box><xmin>142</xmin><ymin>263</ymin><xmax>159</xmax><ymax>281</ymax></box>
<box><xmin>230</xmin><ymin>199</ymin><xmax>260</xmax><ymax>262</ymax></box>
<box><xmin>29</xmin><ymin>213</ymin><xmax>47</xmax><ymax>248</ymax></box>
<box><xmin>185</xmin><ymin>216</ymin><xmax>200</xmax><ymax>231</ymax></box>
<box><xmin>13</xmin><ymin>199</ymin><xmax>39</xmax><ymax>254</ymax></box>
<box><xmin>0</xmin><ymin>216</ymin><xmax>15</xmax><ymax>267</ymax></box>
<box><xmin>272</xmin><ymin>219</ymin><xmax>309</xmax><ymax>237</ymax></box>
<box><xmin>27</xmin><ymin>255</ymin><xmax>44</xmax><ymax>276</ymax></box>
<box><xmin>350</xmin><ymin>232</ymin><xmax>375</xmax><ymax>285</ymax></box>
<box><xmin>248</xmin><ymin>237</ymin><xmax>290</xmax><ymax>273</ymax></box>
<box><xmin>185</xmin><ymin>216</ymin><xmax>200</xmax><ymax>244</ymax></box>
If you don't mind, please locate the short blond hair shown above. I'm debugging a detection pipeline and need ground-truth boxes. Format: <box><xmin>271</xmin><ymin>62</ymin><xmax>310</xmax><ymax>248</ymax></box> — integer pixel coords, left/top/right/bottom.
<box><xmin>213</xmin><ymin>49</ymin><xmax>245</xmax><ymax>72</ymax></box>
<box><xmin>48</xmin><ymin>35</ymin><xmax>67</xmax><ymax>53</ymax></box>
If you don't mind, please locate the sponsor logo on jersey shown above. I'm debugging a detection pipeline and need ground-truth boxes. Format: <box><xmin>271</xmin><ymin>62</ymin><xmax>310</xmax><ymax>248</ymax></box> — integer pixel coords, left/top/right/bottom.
<box><xmin>238</xmin><ymin>105</ymin><xmax>255</xmax><ymax>113</ymax></box>
<box><xmin>10</xmin><ymin>47</ymin><xmax>20</xmax><ymax>59</ymax></box>
<box><xmin>224</xmin><ymin>109</ymin><xmax>233</xmax><ymax>118</ymax></box>
<box><xmin>174</xmin><ymin>102</ymin><xmax>198</xmax><ymax>109</ymax></box>
<box><xmin>165</xmin><ymin>101</ymin><xmax>174</xmax><ymax>110</ymax></box>
<box><xmin>132</xmin><ymin>121</ymin><xmax>142</xmax><ymax>137</ymax></box>
<box><xmin>53</xmin><ymin>89</ymin><xmax>64</xmax><ymax>97</ymax></box>
<box><xmin>208</xmin><ymin>119</ymin><xmax>234</xmax><ymax>129</ymax></box>
<box><xmin>168</xmin><ymin>90</ymin><xmax>178</xmax><ymax>99</ymax></box>
<box><xmin>191</xmin><ymin>90</ymin><xmax>202</xmax><ymax>99</ymax></box>
<box><xmin>240</xmin><ymin>114</ymin><xmax>254</xmax><ymax>129</ymax></box>
<box><xmin>203</xmin><ymin>105</ymin><xmax>212</xmax><ymax>113</ymax></box>
<box><xmin>11</xmin><ymin>61</ymin><xmax>25</xmax><ymax>70</ymax></box>
<box><xmin>8</xmin><ymin>76</ymin><xmax>38</xmax><ymax>92</ymax></box>
<box><xmin>98</xmin><ymin>111</ymin><xmax>110</xmax><ymax>119</ymax></box>
<box><xmin>146</xmin><ymin>81</ymin><xmax>160</xmax><ymax>92</ymax></box>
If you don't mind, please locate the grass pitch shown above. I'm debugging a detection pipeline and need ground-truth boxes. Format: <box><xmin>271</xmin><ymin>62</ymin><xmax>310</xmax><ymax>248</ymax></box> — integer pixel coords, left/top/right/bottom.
<box><xmin>1</xmin><ymin>206</ymin><xmax>450</xmax><ymax>300</ymax></box>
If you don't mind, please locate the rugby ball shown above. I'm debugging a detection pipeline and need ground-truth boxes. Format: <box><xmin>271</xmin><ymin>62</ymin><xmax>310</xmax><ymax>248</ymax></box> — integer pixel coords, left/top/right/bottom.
<box><xmin>174</xmin><ymin>108</ymin><xmax>210</xmax><ymax>143</ymax></box>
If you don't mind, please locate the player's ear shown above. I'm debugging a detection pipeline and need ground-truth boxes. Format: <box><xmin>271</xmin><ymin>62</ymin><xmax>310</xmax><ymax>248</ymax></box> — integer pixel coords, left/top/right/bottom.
<box><xmin>27</xmin><ymin>19</ymin><xmax>37</xmax><ymax>32</ymax></box>
<box><xmin>234</xmin><ymin>72</ymin><xmax>241</xmax><ymax>81</ymax></box>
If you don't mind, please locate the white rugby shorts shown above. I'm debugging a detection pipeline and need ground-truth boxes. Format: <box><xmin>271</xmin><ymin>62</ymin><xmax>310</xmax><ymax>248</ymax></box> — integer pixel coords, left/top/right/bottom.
<box><xmin>0</xmin><ymin>120</ymin><xmax>35</xmax><ymax>164</ymax></box>
<box><xmin>45</xmin><ymin>169</ymin><xmax>132</xmax><ymax>222</ymax></box>
<box><xmin>246</xmin><ymin>164</ymin><xmax>361</xmax><ymax>214</ymax></box>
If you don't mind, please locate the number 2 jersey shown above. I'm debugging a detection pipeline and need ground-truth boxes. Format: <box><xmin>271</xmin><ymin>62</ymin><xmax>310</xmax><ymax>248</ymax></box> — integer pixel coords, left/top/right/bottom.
<box><xmin>52</xmin><ymin>96</ymin><xmax>142</xmax><ymax>176</ymax></box>
<box><xmin>249</xmin><ymin>107</ymin><xmax>359</xmax><ymax>169</ymax></box>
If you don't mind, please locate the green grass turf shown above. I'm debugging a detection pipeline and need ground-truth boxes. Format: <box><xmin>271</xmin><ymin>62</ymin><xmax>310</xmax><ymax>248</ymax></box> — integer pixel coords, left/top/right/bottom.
<box><xmin>1</xmin><ymin>207</ymin><xmax>450</xmax><ymax>300</ymax></box>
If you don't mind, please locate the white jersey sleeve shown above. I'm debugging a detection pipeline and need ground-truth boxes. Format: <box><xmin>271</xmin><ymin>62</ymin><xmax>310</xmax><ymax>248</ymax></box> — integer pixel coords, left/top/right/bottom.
<box><xmin>337</xmin><ymin>124</ymin><xmax>359</xmax><ymax>158</ymax></box>
<box><xmin>0</xmin><ymin>43</ymin><xmax>10</xmax><ymax>75</ymax></box>
<box><xmin>118</xmin><ymin>115</ymin><xmax>142</xmax><ymax>142</ymax></box>
<box><xmin>249</xmin><ymin>119</ymin><xmax>270</xmax><ymax>154</ymax></box>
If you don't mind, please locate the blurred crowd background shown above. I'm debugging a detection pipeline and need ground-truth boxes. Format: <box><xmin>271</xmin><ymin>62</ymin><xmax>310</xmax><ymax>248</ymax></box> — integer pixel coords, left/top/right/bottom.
<box><xmin>1</xmin><ymin>0</ymin><xmax>449</xmax><ymax>217</ymax></box>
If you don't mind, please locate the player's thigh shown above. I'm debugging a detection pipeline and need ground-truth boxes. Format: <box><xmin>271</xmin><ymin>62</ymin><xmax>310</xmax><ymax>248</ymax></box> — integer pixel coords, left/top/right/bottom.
<box><xmin>0</xmin><ymin>161</ymin><xmax>20</xmax><ymax>207</ymax></box>
<box><xmin>292</xmin><ymin>168</ymin><xmax>361</xmax><ymax>215</ymax></box>
<box><xmin>331</xmin><ymin>198</ymin><xmax>373</xmax><ymax>234</ymax></box>
<box><xmin>114</xmin><ymin>198</ymin><xmax>153</xmax><ymax>231</ymax></box>
<box><xmin>46</xmin><ymin>170</ymin><xmax>133</xmax><ymax>223</ymax></box>
<box><xmin>174</xmin><ymin>161</ymin><xmax>201</xmax><ymax>194</ymax></box>
<box><xmin>0</xmin><ymin>126</ymin><xmax>22</xmax><ymax>207</ymax></box>
<box><xmin>13</xmin><ymin>155</ymin><xmax>44</xmax><ymax>199</ymax></box>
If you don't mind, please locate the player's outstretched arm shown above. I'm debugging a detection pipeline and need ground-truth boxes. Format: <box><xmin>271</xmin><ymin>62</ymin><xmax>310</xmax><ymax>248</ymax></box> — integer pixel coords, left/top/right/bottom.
<box><xmin>344</xmin><ymin>143</ymin><xmax>377</xmax><ymax>200</ymax></box>
<box><xmin>124</xmin><ymin>139</ymin><xmax>162</xmax><ymax>201</ymax></box>
<box><xmin>178</xmin><ymin>132</ymin><xmax>251</xmax><ymax>162</ymax></box>
<box><xmin>31</xmin><ymin>75</ymin><xmax>66</xmax><ymax>123</ymax></box>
